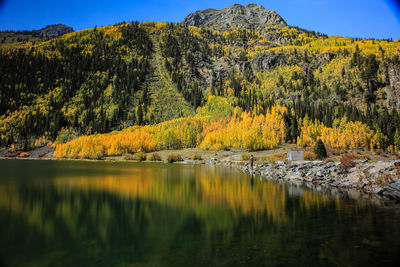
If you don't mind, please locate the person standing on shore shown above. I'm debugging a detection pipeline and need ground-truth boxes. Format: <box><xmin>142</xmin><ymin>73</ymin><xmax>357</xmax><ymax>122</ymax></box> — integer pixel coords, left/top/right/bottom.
<box><xmin>250</xmin><ymin>155</ymin><xmax>254</xmax><ymax>174</ymax></box>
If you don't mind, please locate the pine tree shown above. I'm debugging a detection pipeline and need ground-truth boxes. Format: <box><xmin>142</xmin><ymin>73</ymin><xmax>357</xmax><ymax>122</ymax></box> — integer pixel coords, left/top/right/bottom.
<box><xmin>314</xmin><ymin>139</ymin><xmax>327</xmax><ymax>159</ymax></box>
<box><xmin>137</xmin><ymin>105</ymin><xmax>143</xmax><ymax>126</ymax></box>
<box><xmin>394</xmin><ymin>129</ymin><xmax>400</xmax><ymax>151</ymax></box>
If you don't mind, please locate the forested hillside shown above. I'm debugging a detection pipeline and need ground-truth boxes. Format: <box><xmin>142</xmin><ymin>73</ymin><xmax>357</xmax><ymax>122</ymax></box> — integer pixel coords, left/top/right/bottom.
<box><xmin>1</xmin><ymin>3</ymin><xmax>400</xmax><ymax>153</ymax></box>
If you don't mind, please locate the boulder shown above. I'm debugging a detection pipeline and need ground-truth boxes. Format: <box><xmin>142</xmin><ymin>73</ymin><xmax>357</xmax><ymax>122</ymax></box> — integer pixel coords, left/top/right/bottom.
<box><xmin>383</xmin><ymin>183</ymin><xmax>400</xmax><ymax>200</ymax></box>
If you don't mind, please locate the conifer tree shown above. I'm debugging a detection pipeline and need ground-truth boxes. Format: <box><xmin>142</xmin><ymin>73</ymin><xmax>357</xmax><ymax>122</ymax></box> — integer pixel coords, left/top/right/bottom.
<box><xmin>314</xmin><ymin>139</ymin><xmax>327</xmax><ymax>159</ymax></box>
<box><xmin>394</xmin><ymin>129</ymin><xmax>400</xmax><ymax>151</ymax></box>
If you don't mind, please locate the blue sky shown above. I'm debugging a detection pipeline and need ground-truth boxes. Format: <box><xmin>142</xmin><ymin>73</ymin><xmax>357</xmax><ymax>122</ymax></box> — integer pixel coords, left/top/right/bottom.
<box><xmin>0</xmin><ymin>0</ymin><xmax>399</xmax><ymax>39</ymax></box>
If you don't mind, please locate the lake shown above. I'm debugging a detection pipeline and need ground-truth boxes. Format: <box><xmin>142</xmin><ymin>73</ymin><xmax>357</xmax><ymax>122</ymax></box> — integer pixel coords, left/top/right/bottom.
<box><xmin>0</xmin><ymin>160</ymin><xmax>399</xmax><ymax>266</ymax></box>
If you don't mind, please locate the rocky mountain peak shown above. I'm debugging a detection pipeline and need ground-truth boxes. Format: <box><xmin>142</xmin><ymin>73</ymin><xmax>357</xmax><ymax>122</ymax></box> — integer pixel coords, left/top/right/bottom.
<box><xmin>33</xmin><ymin>24</ymin><xmax>74</xmax><ymax>38</ymax></box>
<box><xmin>182</xmin><ymin>3</ymin><xmax>286</xmax><ymax>31</ymax></box>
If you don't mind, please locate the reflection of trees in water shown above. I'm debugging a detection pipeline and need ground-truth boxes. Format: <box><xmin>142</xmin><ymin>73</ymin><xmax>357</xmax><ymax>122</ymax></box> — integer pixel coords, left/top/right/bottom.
<box><xmin>1</xmin><ymin>165</ymin><xmax>399</xmax><ymax>266</ymax></box>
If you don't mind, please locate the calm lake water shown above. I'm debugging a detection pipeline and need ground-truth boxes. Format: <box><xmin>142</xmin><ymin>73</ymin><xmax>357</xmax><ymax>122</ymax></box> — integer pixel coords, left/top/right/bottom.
<box><xmin>0</xmin><ymin>160</ymin><xmax>399</xmax><ymax>266</ymax></box>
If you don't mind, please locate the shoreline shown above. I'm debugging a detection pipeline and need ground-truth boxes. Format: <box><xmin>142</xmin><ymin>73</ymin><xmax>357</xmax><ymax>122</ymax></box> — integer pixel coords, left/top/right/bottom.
<box><xmin>1</xmin><ymin>146</ymin><xmax>400</xmax><ymax>205</ymax></box>
<box><xmin>219</xmin><ymin>159</ymin><xmax>400</xmax><ymax>207</ymax></box>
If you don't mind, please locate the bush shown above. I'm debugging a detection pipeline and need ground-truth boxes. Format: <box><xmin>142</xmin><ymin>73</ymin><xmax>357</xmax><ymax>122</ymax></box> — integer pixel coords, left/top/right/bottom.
<box><xmin>374</xmin><ymin>149</ymin><xmax>385</xmax><ymax>156</ymax></box>
<box><xmin>70</xmin><ymin>154</ymin><xmax>80</xmax><ymax>159</ymax></box>
<box><xmin>340</xmin><ymin>153</ymin><xmax>356</xmax><ymax>170</ymax></box>
<box><xmin>241</xmin><ymin>153</ymin><xmax>250</xmax><ymax>161</ymax></box>
<box><xmin>133</xmin><ymin>152</ymin><xmax>147</xmax><ymax>161</ymax></box>
<box><xmin>263</xmin><ymin>150</ymin><xmax>287</xmax><ymax>161</ymax></box>
<box><xmin>147</xmin><ymin>153</ymin><xmax>162</xmax><ymax>161</ymax></box>
<box><xmin>83</xmin><ymin>152</ymin><xmax>104</xmax><ymax>160</ymax></box>
<box><xmin>19</xmin><ymin>152</ymin><xmax>30</xmax><ymax>158</ymax></box>
<box><xmin>314</xmin><ymin>139</ymin><xmax>327</xmax><ymax>159</ymax></box>
<box><xmin>123</xmin><ymin>153</ymin><xmax>135</xmax><ymax>160</ymax></box>
<box><xmin>192</xmin><ymin>153</ymin><xmax>202</xmax><ymax>160</ymax></box>
<box><xmin>304</xmin><ymin>151</ymin><xmax>316</xmax><ymax>160</ymax></box>
<box><xmin>167</xmin><ymin>153</ymin><xmax>183</xmax><ymax>163</ymax></box>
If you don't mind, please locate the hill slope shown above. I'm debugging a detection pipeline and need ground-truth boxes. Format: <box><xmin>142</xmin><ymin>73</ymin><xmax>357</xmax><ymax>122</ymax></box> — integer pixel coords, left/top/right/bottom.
<box><xmin>0</xmin><ymin>24</ymin><xmax>74</xmax><ymax>47</ymax></box>
<box><xmin>1</xmin><ymin>4</ymin><xmax>400</xmax><ymax>151</ymax></box>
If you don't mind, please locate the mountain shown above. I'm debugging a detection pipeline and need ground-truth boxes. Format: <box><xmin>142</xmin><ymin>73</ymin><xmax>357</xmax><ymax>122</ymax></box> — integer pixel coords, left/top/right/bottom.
<box><xmin>182</xmin><ymin>3</ymin><xmax>286</xmax><ymax>31</ymax></box>
<box><xmin>32</xmin><ymin>24</ymin><xmax>74</xmax><ymax>38</ymax></box>
<box><xmin>0</xmin><ymin>24</ymin><xmax>73</xmax><ymax>45</ymax></box>
<box><xmin>1</xmin><ymin>4</ymin><xmax>400</xmax><ymax>152</ymax></box>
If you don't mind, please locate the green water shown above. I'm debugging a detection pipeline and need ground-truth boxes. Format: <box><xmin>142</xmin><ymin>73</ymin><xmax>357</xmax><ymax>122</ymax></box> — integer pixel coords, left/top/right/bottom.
<box><xmin>0</xmin><ymin>160</ymin><xmax>399</xmax><ymax>266</ymax></box>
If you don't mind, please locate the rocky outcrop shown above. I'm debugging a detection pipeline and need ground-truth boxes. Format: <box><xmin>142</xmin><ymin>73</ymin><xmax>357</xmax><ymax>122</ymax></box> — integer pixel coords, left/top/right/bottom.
<box><xmin>251</xmin><ymin>52</ymin><xmax>288</xmax><ymax>71</ymax></box>
<box><xmin>386</xmin><ymin>64</ymin><xmax>400</xmax><ymax>110</ymax></box>
<box><xmin>383</xmin><ymin>183</ymin><xmax>400</xmax><ymax>199</ymax></box>
<box><xmin>310</xmin><ymin>52</ymin><xmax>336</xmax><ymax>70</ymax></box>
<box><xmin>182</xmin><ymin>3</ymin><xmax>286</xmax><ymax>31</ymax></box>
<box><xmin>222</xmin><ymin>160</ymin><xmax>400</xmax><ymax>203</ymax></box>
<box><xmin>33</xmin><ymin>24</ymin><xmax>73</xmax><ymax>38</ymax></box>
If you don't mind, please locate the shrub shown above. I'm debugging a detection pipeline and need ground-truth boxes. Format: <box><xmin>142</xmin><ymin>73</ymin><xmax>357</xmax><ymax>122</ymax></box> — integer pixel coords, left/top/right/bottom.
<box><xmin>133</xmin><ymin>152</ymin><xmax>147</xmax><ymax>161</ymax></box>
<box><xmin>83</xmin><ymin>152</ymin><xmax>104</xmax><ymax>160</ymax></box>
<box><xmin>374</xmin><ymin>149</ymin><xmax>385</xmax><ymax>156</ymax></box>
<box><xmin>314</xmin><ymin>139</ymin><xmax>327</xmax><ymax>159</ymax></box>
<box><xmin>263</xmin><ymin>150</ymin><xmax>287</xmax><ymax>161</ymax></box>
<box><xmin>70</xmin><ymin>154</ymin><xmax>80</xmax><ymax>159</ymax></box>
<box><xmin>340</xmin><ymin>153</ymin><xmax>356</xmax><ymax>170</ymax></box>
<box><xmin>241</xmin><ymin>153</ymin><xmax>250</xmax><ymax>161</ymax></box>
<box><xmin>147</xmin><ymin>153</ymin><xmax>162</xmax><ymax>161</ymax></box>
<box><xmin>167</xmin><ymin>153</ymin><xmax>183</xmax><ymax>163</ymax></box>
<box><xmin>304</xmin><ymin>151</ymin><xmax>316</xmax><ymax>160</ymax></box>
<box><xmin>19</xmin><ymin>152</ymin><xmax>30</xmax><ymax>158</ymax></box>
<box><xmin>123</xmin><ymin>153</ymin><xmax>135</xmax><ymax>160</ymax></box>
<box><xmin>192</xmin><ymin>153</ymin><xmax>202</xmax><ymax>160</ymax></box>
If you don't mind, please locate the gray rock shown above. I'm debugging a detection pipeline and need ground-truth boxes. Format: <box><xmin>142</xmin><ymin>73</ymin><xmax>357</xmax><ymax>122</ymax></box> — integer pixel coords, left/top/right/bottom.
<box><xmin>251</xmin><ymin>53</ymin><xmax>288</xmax><ymax>71</ymax></box>
<box><xmin>284</xmin><ymin>171</ymin><xmax>303</xmax><ymax>181</ymax></box>
<box><xmin>182</xmin><ymin>3</ymin><xmax>286</xmax><ymax>32</ymax></box>
<box><xmin>383</xmin><ymin>183</ymin><xmax>400</xmax><ymax>199</ymax></box>
<box><xmin>32</xmin><ymin>24</ymin><xmax>73</xmax><ymax>38</ymax></box>
<box><xmin>309</xmin><ymin>52</ymin><xmax>335</xmax><ymax>70</ymax></box>
<box><xmin>371</xmin><ymin>185</ymin><xmax>383</xmax><ymax>195</ymax></box>
<box><xmin>360</xmin><ymin>178</ymin><xmax>370</xmax><ymax>187</ymax></box>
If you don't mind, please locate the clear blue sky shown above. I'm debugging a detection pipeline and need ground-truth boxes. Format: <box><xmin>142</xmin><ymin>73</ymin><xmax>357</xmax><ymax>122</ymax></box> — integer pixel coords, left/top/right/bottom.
<box><xmin>0</xmin><ymin>0</ymin><xmax>399</xmax><ymax>40</ymax></box>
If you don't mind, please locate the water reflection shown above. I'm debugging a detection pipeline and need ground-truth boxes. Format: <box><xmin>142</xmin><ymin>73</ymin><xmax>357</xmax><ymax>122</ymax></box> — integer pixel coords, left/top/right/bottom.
<box><xmin>0</xmin><ymin>160</ymin><xmax>399</xmax><ymax>266</ymax></box>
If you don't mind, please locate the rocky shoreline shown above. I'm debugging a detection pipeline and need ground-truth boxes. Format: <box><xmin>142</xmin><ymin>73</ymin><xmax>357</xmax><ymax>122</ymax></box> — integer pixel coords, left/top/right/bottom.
<box><xmin>218</xmin><ymin>159</ymin><xmax>400</xmax><ymax>204</ymax></box>
<box><xmin>2</xmin><ymin>146</ymin><xmax>400</xmax><ymax>205</ymax></box>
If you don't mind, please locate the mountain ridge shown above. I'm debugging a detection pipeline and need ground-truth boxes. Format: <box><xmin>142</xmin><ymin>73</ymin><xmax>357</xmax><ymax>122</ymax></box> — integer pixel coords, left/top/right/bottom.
<box><xmin>32</xmin><ymin>24</ymin><xmax>74</xmax><ymax>38</ymax></box>
<box><xmin>182</xmin><ymin>3</ymin><xmax>286</xmax><ymax>31</ymax></box>
<box><xmin>0</xmin><ymin>24</ymin><xmax>74</xmax><ymax>45</ymax></box>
